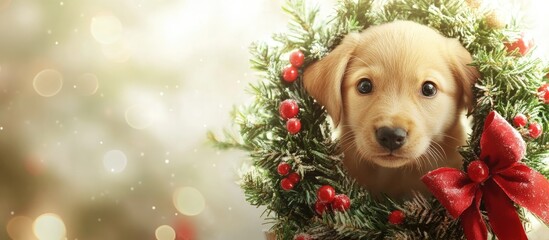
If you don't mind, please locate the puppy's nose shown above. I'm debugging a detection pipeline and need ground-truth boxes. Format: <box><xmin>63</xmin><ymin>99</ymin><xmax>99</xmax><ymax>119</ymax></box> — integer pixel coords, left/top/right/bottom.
<box><xmin>376</xmin><ymin>127</ymin><xmax>407</xmax><ymax>151</ymax></box>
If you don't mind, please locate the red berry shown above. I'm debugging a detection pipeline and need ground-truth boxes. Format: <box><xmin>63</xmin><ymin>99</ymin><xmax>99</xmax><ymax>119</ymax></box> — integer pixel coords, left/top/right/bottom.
<box><xmin>529</xmin><ymin>122</ymin><xmax>543</xmax><ymax>139</ymax></box>
<box><xmin>280</xmin><ymin>178</ymin><xmax>294</xmax><ymax>191</ymax></box>
<box><xmin>538</xmin><ymin>83</ymin><xmax>549</xmax><ymax>94</ymax></box>
<box><xmin>513</xmin><ymin>114</ymin><xmax>528</xmax><ymax>127</ymax></box>
<box><xmin>317</xmin><ymin>185</ymin><xmax>336</xmax><ymax>203</ymax></box>
<box><xmin>543</xmin><ymin>91</ymin><xmax>549</xmax><ymax>104</ymax></box>
<box><xmin>286</xmin><ymin>118</ymin><xmax>302</xmax><ymax>135</ymax></box>
<box><xmin>287</xmin><ymin>172</ymin><xmax>301</xmax><ymax>184</ymax></box>
<box><xmin>467</xmin><ymin>160</ymin><xmax>490</xmax><ymax>183</ymax></box>
<box><xmin>538</xmin><ymin>83</ymin><xmax>549</xmax><ymax>104</ymax></box>
<box><xmin>282</xmin><ymin>65</ymin><xmax>299</xmax><ymax>83</ymax></box>
<box><xmin>279</xmin><ymin>99</ymin><xmax>299</xmax><ymax>119</ymax></box>
<box><xmin>289</xmin><ymin>50</ymin><xmax>305</xmax><ymax>68</ymax></box>
<box><xmin>388</xmin><ymin>210</ymin><xmax>406</xmax><ymax>225</ymax></box>
<box><xmin>277</xmin><ymin>162</ymin><xmax>291</xmax><ymax>176</ymax></box>
<box><xmin>331</xmin><ymin>194</ymin><xmax>351</xmax><ymax>212</ymax></box>
<box><xmin>505</xmin><ymin>32</ymin><xmax>534</xmax><ymax>56</ymax></box>
<box><xmin>294</xmin><ymin>233</ymin><xmax>312</xmax><ymax>240</ymax></box>
<box><xmin>314</xmin><ymin>201</ymin><xmax>329</xmax><ymax>215</ymax></box>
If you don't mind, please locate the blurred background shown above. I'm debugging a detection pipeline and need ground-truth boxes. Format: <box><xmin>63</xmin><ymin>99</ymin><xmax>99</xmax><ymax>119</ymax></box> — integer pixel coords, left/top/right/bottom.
<box><xmin>0</xmin><ymin>0</ymin><xmax>547</xmax><ymax>240</ymax></box>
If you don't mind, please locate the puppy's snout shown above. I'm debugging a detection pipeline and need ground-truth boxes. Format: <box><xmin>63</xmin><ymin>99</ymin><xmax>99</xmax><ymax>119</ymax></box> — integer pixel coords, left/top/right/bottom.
<box><xmin>376</xmin><ymin>127</ymin><xmax>407</xmax><ymax>151</ymax></box>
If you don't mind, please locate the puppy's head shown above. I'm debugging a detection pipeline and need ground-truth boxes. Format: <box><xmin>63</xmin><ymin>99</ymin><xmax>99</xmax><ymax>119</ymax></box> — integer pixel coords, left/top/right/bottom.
<box><xmin>304</xmin><ymin>21</ymin><xmax>478</xmax><ymax>168</ymax></box>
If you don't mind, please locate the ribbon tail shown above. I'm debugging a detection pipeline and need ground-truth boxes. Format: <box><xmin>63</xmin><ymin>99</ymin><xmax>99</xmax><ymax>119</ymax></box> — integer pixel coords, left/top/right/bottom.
<box><xmin>461</xmin><ymin>190</ymin><xmax>487</xmax><ymax>240</ymax></box>
<box><xmin>494</xmin><ymin>163</ymin><xmax>549</xmax><ymax>223</ymax></box>
<box><xmin>483</xmin><ymin>179</ymin><xmax>527</xmax><ymax>240</ymax></box>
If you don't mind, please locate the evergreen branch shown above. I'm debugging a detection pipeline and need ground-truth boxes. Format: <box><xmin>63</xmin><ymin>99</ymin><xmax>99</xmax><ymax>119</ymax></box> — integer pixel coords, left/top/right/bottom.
<box><xmin>206</xmin><ymin>130</ymin><xmax>248</xmax><ymax>151</ymax></box>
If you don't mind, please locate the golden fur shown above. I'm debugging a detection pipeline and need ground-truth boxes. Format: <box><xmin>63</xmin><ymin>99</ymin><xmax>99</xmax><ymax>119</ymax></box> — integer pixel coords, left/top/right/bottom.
<box><xmin>303</xmin><ymin>21</ymin><xmax>479</xmax><ymax>198</ymax></box>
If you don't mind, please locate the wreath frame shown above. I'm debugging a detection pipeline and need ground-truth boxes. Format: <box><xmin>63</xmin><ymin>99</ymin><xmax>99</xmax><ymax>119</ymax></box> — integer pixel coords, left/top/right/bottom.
<box><xmin>211</xmin><ymin>0</ymin><xmax>549</xmax><ymax>239</ymax></box>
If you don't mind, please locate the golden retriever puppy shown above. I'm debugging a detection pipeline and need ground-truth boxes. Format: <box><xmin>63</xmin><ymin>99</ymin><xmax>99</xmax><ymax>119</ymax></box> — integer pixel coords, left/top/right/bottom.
<box><xmin>303</xmin><ymin>21</ymin><xmax>479</xmax><ymax>198</ymax></box>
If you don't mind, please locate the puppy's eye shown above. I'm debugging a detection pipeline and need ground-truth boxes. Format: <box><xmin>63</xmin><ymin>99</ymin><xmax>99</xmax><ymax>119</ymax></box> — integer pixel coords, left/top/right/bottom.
<box><xmin>357</xmin><ymin>78</ymin><xmax>373</xmax><ymax>94</ymax></box>
<box><xmin>421</xmin><ymin>81</ymin><xmax>437</xmax><ymax>97</ymax></box>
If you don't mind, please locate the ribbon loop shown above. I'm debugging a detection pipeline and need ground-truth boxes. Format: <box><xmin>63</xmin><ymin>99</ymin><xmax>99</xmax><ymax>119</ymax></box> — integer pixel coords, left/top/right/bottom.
<box><xmin>421</xmin><ymin>168</ymin><xmax>477</xmax><ymax>218</ymax></box>
<box><xmin>494</xmin><ymin>163</ymin><xmax>549</xmax><ymax>223</ymax></box>
<box><xmin>480</xmin><ymin>111</ymin><xmax>526</xmax><ymax>172</ymax></box>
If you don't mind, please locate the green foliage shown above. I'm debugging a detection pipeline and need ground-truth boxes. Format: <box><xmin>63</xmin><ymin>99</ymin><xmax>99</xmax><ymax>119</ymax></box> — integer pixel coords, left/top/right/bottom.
<box><xmin>210</xmin><ymin>0</ymin><xmax>549</xmax><ymax>239</ymax></box>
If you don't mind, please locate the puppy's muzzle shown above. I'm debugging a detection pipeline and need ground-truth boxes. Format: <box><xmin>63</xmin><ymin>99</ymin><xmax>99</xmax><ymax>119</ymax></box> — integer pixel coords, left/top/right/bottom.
<box><xmin>376</xmin><ymin>127</ymin><xmax>407</xmax><ymax>151</ymax></box>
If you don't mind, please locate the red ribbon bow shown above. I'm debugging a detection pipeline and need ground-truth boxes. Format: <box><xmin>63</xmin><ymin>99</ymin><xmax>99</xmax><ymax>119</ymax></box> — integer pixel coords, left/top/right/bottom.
<box><xmin>421</xmin><ymin>111</ymin><xmax>549</xmax><ymax>240</ymax></box>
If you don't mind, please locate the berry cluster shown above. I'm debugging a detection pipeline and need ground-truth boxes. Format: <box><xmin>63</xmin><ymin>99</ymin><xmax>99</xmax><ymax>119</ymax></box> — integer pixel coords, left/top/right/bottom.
<box><xmin>279</xmin><ymin>99</ymin><xmax>301</xmax><ymax>134</ymax></box>
<box><xmin>278</xmin><ymin>162</ymin><xmax>301</xmax><ymax>191</ymax></box>
<box><xmin>513</xmin><ymin>113</ymin><xmax>543</xmax><ymax>139</ymax></box>
<box><xmin>314</xmin><ymin>185</ymin><xmax>351</xmax><ymax>214</ymax></box>
<box><xmin>279</xmin><ymin>50</ymin><xmax>307</xmax><ymax>135</ymax></box>
<box><xmin>282</xmin><ymin>50</ymin><xmax>305</xmax><ymax>83</ymax></box>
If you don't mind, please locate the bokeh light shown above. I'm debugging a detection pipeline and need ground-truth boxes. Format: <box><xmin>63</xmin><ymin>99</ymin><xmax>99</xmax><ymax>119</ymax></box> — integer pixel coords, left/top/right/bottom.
<box><xmin>125</xmin><ymin>104</ymin><xmax>157</xmax><ymax>130</ymax></box>
<box><xmin>90</xmin><ymin>14</ymin><xmax>123</xmax><ymax>44</ymax></box>
<box><xmin>33</xmin><ymin>69</ymin><xmax>63</xmax><ymax>97</ymax></box>
<box><xmin>32</xmin><ymin>213</ymin><xmax>66</xmax><ymax>240</ymax></box>
<box><xmin>6</xmin><ymin>216</ymin><xmax>34</xmax><ymax>240</ymax></box>
<box><xmin>75</xmin><ymin>73</ymin><xmax>99</xmax><ymax>96</ymax></box>
<box><xmin>103</xmin><ymin>149</ymin><xmax>128</xmax><ymax>173</ymax></box>
<box><xmin>173</xmin><ymin>187</ymin><xmax>206</xmax><ymax>216</ymax></box>
<box><xmin>101</xmin><ymin>41</ymin><xmax>131</xmax><ymax>62</ymax></box>
<box><xmin>155</xmin><ymin>225</ymin><xmax>176</xmax><ymax>240</ymax></box>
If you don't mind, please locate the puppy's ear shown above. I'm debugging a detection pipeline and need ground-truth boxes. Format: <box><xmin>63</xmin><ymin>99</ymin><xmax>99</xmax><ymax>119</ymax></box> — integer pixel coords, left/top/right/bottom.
<box><xmin>303</xmin><ymin>33</ymin><xmax>359</xmax><ymax>126</ymax></box>
<box><xmin>447</xmin><ymin>39</ymin><xmax>480</xmax><ymax>114</ymax></box>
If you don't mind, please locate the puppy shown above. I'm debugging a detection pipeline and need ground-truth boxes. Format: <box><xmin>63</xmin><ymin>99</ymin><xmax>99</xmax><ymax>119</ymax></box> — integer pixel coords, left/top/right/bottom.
<box><xmin>303</xmin><ymin>21</ymin><xmax>479</xmax><ymax>198</ymax></box>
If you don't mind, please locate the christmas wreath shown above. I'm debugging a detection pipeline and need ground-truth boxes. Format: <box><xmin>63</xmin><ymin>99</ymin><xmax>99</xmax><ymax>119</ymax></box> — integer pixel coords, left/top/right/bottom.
<box><xmin>210</xmin><ymin>0</ymin><xmax>549</xmax><ymax>239</ymax></box>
